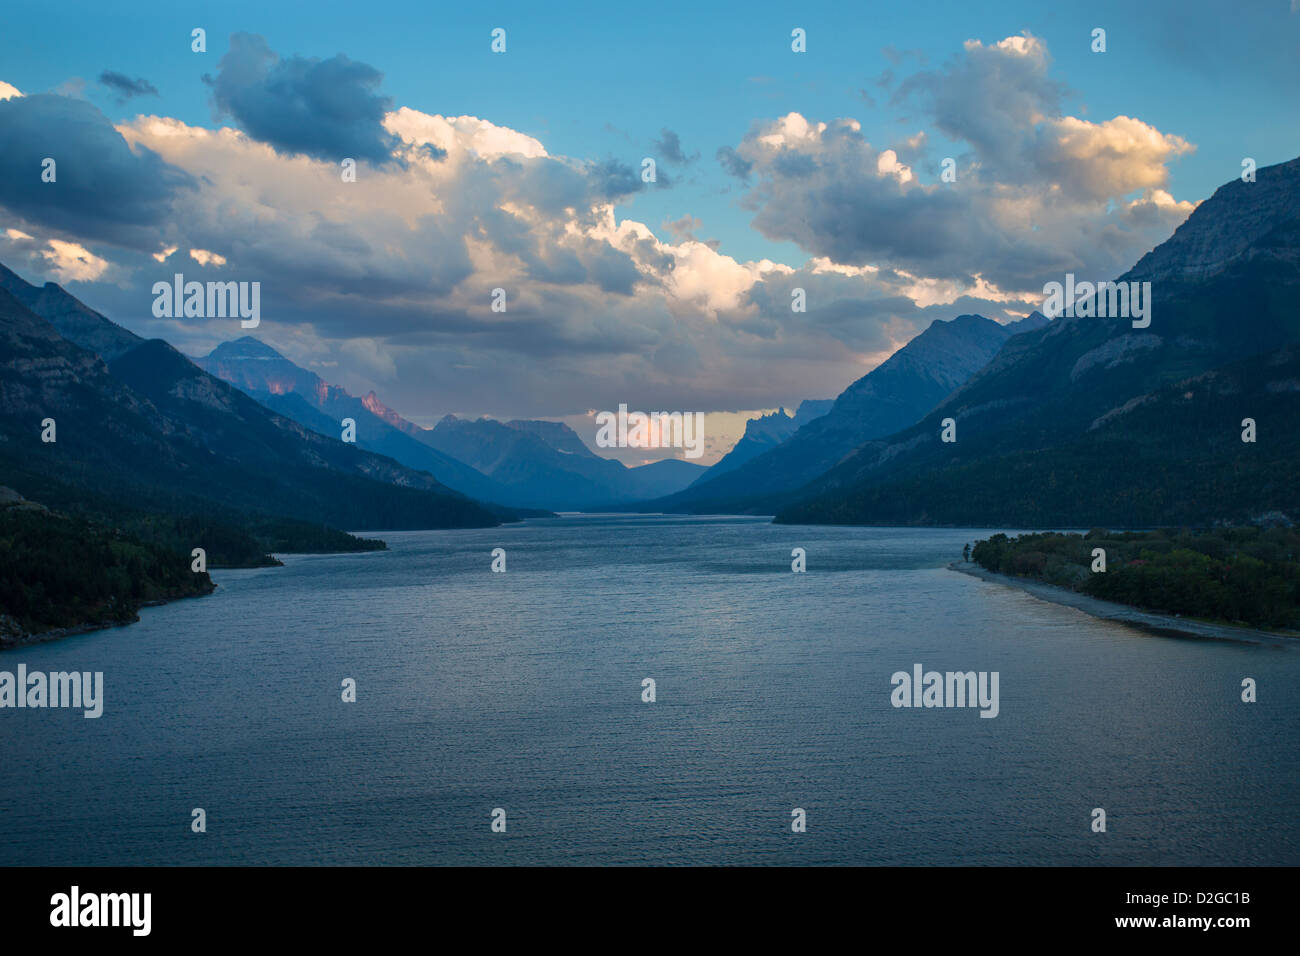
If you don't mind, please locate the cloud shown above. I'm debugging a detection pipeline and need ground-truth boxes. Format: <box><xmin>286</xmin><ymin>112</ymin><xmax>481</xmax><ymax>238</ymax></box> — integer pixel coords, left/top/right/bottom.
<box><xmin>49</xmin><ymin>101</ymin><xmax>1007</xmax><ymax>416</ymax></box>
<box><xmin>42</xmin><ymin>239</ymin><xmax>109</xmax><ymax>282</ymax></box>
<box><xmin>205</xmin><ymin>33</ymin><xmax>400</xmax><ymax>163</ymax></box>
<box><xmin>726</xmin><ymin>34</ymin><xmax>1195</xmax><ymax>293</ymax></box>
<box><xmin>53</xmin><ymin>78</ymin><xmax>86</xmax><ymax>98</ymax></box>
<box><xmin>189</xmin><ymin>248</ymin><xmax>227</xmax><ymax>267</ymax></box>
<box><xmin>0</xmin><ymin>31</ymin><xmax>1196</xmax><ymax>420</ymax></box>
<box><xmin>1</xmin><ymin>229</ymin><xmax>109</xmax><ymax>283</ymax></box>
<box><xmin>893</xmin><ymin>33</ymin><xmax>1064</xmax><ymax>177</ymax></box>
<box><xmin>584</xmin><ymin>158</ymin><xmax>648</xmax><ymax>199</ymax></box>
<box><xmin>653</xmin><ymin>128</ymin><xmax>699</xmax><ymax>165</ymax></box>
<box><xmin>1032</xmin><ymin>114</ymin><xmax>1192</xmax><ymax>200</ymax></box>
<box><xmin>386</xmin><ymin>109</ymin><xmax>546</xmax><ymax>160</ymax></box>
<box><xmin>98</xmin><ymin>71</ymin><xmax>158</xmax><ymax>101</ymax></box>
<box><xmin>890</xmin><ymin>33</ymin><xmax>1191</xmax><ymax>198</ymax></box>
<box><xmin>665</xmin><ymin>214</ymin><xmax>718</xmax><ymax>247</ymax></box>
<box><xmin>0</xmin><ymin>92</ymin><xmax>195</xmax><ymax>249</ymax></box>
<box><xmin>716</xmin><ymin>145</ymin><xmax>752</xmax><ymax>180</ymax></box>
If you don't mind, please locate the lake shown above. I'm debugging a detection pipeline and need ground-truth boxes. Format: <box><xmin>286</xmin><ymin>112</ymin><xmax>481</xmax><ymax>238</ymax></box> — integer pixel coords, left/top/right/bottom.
<box><xmin>2</xmin><ymin>514</ymin><xmax>1296</xmax><ymax>865</ymax></box>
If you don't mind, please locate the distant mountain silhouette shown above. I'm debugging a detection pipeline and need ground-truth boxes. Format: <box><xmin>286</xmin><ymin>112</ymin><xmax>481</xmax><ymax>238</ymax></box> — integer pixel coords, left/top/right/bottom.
<box><xmin>698</xmin><ymin>400</ymin><xmax>833</xmax><ymax>483</ymax></box>
<box><xmin>199</xmin><ymin>336</ymin><xmax>705</xmax><ymax>510</ymax></box>
<box><xmin>778</xmin><ymin>156</ymin><xmax>1300</xmax><ymax>527</ymax></box>
<box><xmin>0</xmin><ymin>277</ymin><xmax>507</xmax><ymax>532</ymax></box>
<box><xmin>425</xmin><ymin>415</ymin><xmax>707</xmax><ymax>510</ymax></box>
<box><xmin>198</xmin><ymin>336</ymin><xmax>514</xmax><ymax>506</ymax></box>
<box><xmin>649</xmin><ymin>312</ymin><xmax>1045</xmax><ymax>514</ymax></box>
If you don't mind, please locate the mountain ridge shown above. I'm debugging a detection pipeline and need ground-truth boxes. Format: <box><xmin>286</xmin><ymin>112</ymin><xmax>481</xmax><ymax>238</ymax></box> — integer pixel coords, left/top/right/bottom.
<box><xmin>198</xmin><ymin>336</ymin><xmax>516</xmax><ymax>506</ymax></box>
<box><xmin>0</xmin><ymin>281</ymin><xmax>509</xmax><ymax>532</ymax></box>
<box><xmin>646</xmin><ymin>311</ymin><xmax>1046</xmax><ymax>514</ymax></box>
<box><xmin>777</xmin><ymin>156</ymin><xmax>1300</xmax><ymax>527</ymax></box>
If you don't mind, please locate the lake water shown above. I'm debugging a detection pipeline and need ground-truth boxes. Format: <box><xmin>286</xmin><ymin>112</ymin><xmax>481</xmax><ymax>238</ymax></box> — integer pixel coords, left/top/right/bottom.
<box><xmin>2</xmin><ymin>515</ymin><xmax>1297</xmax><ymax>865</ymax></box>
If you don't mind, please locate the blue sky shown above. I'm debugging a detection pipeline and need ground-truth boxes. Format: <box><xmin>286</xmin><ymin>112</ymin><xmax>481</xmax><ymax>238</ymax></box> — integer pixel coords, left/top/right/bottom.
<box><xmin>1</xmin><ymin>0</ymin><xmax>1297</xmax><ymax>460</ymax></box>
<box><xmin>6</xmin><ymin>0</ymin><xmax>1296</xmax><ymax>262</ymax></box>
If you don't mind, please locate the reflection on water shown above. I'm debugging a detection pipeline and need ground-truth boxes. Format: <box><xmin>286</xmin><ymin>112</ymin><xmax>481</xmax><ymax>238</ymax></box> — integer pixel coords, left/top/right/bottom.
<box><xmin>2</xmin><ymin>515</ymin><xmax>1296</xmax><ymax>865</ymax></box>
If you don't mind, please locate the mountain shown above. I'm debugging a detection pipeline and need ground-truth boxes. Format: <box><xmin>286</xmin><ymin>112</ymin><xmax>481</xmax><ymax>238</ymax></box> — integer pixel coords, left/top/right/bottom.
<box><xmin>198</xmin><ymin>337</ymin><xmax>704</xmax><ymax>509</ymax></box>
<box><xmin>0</xmin><ymin>280</ymin><xmax>507</xmax><ymax>532</ymax></box>
<box><xmin>424</xmin><ymin>415</ymin><xmax>708</xmax><ymax>510</ymax></box>
<box><xmin>777</xmin><ymin>156</ymin><xmax>1300</xmax><ymax>527</ymax></box>
<box><xmin>650</xmin><ymin>312</ymin><xmax>1046</xmax><ymax>513</ymax></box>
<box><xmin>1122</xmin><ymin>157</ymin><xmax>1300</xmax><ymax>285</ymax></box>
<box><xmin>699</xmin><ymin>399</ymin><xmax>833</xmax><ymax>482</ymax></box>
<box><xmin>198</xmin><ymin>336</ymin><xmax>512</xmax><ymax>505</ymax></box>
<box><xmin>623</xmin><ymin>458</ymin><xmax>714</xmax><ymax>499</ymax></box>
<box><xmin>0</xmin><ymin>261</ymin><xmax>143</xmax><ymax>360</ymax></box>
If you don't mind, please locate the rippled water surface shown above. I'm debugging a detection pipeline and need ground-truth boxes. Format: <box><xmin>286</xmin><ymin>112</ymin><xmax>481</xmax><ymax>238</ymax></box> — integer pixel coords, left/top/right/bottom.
<box><xmin>3</xmin><ymin>515</ymin><xmax>1296</xmax><ymax>865</ymax></box>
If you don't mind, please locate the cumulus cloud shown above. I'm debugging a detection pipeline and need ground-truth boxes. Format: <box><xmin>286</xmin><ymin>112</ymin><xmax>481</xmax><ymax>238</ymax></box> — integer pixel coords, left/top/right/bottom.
<box><xmin>1031</xmin><ymin>114</ymin><xmax>1192</xmax><ymax>200</ymax></box>
<box><xmin>727</xmin><ymin>33</ymin><xmax>1195</xmax><ymax>294</ymax></box>
<box><xmin>892</xmin><ymin>32</ymin><xmax>1192</xmax><ymax>198</ymax></box>
<box><xmin>205</xmin><ymin>33</ymin><xmax>401</xmax><ymax>163</ymax></box>
<box><xmin>894</xmin><ymin>34</ymin><xmax>1064</xmax><ymax>176</ymax></box>
<box><xmin>45</xmin><ymin>99</ymin><xmax>996</xmax><ymax>415</ymax></box>
<box><xmin>0</xmin><ymin>93</ymin><xmax>195</xmax><ymax>249</ymax></box>
<box><xmin>0</xmin><ymin>31</ymin><xmax>1198</xmax><ymax>421</ymax></box>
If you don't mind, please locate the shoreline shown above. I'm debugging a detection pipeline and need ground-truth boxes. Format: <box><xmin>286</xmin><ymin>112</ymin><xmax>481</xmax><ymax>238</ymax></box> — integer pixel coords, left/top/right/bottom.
<box><xmin>0</xmin><ymin>585</ymin><xmax>216</xmax><ymax>652</ymax></box>
<box><xmin>948</xmin><ymin>562</ymin><xmax>1300</xmax><ymax>646</ymax></box>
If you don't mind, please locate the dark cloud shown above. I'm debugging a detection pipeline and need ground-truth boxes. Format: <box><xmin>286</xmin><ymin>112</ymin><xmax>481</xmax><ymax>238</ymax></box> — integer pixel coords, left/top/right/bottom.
<box><xmin>653</xmin><ymin>128</ymin><xmax>698</xmax><ymax>166</ymax></box>
<box><xmin>0</xmin><ymin>93</ymin><xmax>194</xmax><ymax>249</ymax></box>
<box><xmin>577</xmin><ymin>242</ymin><xmax>642</xmax><ymax>295</ymax></box>
<box><xmin>98</xmin><ymin>71</ymin><xmax>158</xmax><ymax>101</ymax></box>
<box><xmin>716</xmin><ymin>145</ymin><xmax>752</xmax><ymax>180</ymax></box>
<box><xmin>585</xmin><ymin>158</ymin><xmax>648</xmax><ymax>199</ymax></box>
<box><xmin>206</xmin><ymin>32</ymin><xmax>398</xmax><ymax>163</ymax></box>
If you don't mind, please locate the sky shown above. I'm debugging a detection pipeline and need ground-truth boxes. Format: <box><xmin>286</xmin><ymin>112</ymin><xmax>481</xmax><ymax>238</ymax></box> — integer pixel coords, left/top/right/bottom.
<box><xmin>1</xmin><ymin>0</ymin><xmax>1297</xmax><ymax>464</ymax></box>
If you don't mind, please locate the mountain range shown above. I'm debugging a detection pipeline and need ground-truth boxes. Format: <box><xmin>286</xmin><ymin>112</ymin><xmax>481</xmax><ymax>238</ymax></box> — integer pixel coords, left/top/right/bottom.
<box><xmin>697</xmin><ymin>399</ymin><xmax>833</xmax><ymax>482</ymax></box>
<box><xmin>648</xmin><ymin>311</ymin><xmax>1048</xmax><ymax>514</ymax></box>
<box><xmin>776</xmin><ymin>156</ymin><xmax>1300</xmax><ymax>526</ymax></box>
<box><xmin>197</xmin><ymin>338</ymin><xmax>708</xmax><ymax>510</ymax></box>
<box><xmin>0</xmin><ymin>272</ymin><xmax>509</xmax><ymax>544</ymax></box>
<box><xmin>422</xmin><ymin>414</ymin><xmax>707</xmax><ymax>510</ymax></box>
<box><xmin>197</xmin><ymin>336</ymin><xmax>515</xmax><ymax>506</ymax></box>
<box><xmin>3</xmin><ymin>155</ymin><xmax>1297</xmax><ymax>545</ymax></box>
